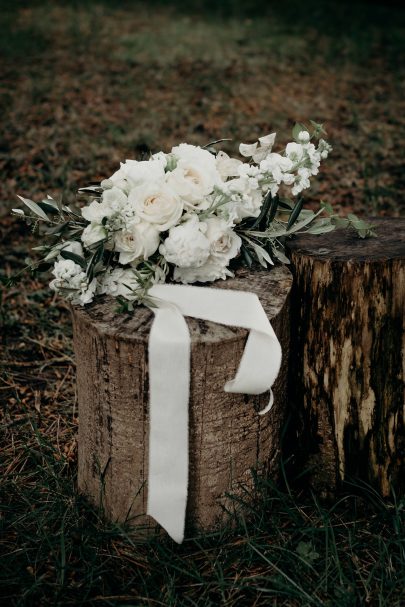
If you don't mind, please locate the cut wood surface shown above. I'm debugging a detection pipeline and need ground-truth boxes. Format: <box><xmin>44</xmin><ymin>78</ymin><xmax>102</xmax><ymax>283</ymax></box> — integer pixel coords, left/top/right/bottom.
<box><xmin>287</xmin><ymin>218</ymin><xmax>405</xmax><ymax>497</ymax></box>
<box><xmin>72</xmin><ymin>266</ymin><xmax>292</xmax><ymax>533</ymax></box>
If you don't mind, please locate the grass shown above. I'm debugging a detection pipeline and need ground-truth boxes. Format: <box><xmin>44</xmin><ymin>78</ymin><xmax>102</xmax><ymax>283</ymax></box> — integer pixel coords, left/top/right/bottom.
<box><xmin>1</xmin><ymin>406</ymin><xmax>405</xmax><ymax>605</ymax></box>
<box><xmin>1</xmin><ymin>0</ymin><xmax>405</xmax><ymax>604</ymax></box>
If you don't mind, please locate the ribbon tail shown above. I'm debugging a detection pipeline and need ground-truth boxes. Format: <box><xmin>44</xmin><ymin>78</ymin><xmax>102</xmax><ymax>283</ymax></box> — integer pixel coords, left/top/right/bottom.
<box><xmin>147</xmin><ymin>303</ymin><xmax>190</xmax><ymax>543</ymax></box>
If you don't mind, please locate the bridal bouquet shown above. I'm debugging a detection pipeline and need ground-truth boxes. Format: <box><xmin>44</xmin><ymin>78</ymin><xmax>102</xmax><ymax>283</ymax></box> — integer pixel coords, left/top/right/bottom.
<box><xmin>11</xmin><ymin>122</ymin><xmax>372</xmax><ymax>307</ymax></box>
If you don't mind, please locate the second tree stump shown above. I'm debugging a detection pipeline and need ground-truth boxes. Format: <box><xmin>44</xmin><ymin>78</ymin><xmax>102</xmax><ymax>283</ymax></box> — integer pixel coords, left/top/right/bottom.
<box><xmin>287</xmin><ymin>218</ymin><xmax>405</xmax><ymax>497</ymax></box>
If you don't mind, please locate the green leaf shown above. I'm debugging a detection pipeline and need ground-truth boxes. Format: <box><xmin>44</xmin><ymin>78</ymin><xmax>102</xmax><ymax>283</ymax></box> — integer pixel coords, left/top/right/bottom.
<box><xmin>287</xmin><ymin>198</ymin><xmax>304</xmax><ymax>230</ymax></box>
<box><xmin>17</xmin><ymin>195</ymin><xmax>49</xmax><ymax>221</ymax></box>
<box><xmin>306</xmin><ymin>222</ymin><xmax>336</xmax><ymax>235</ymax></box>
<box><xmin>251</xmin><ymin>190</ymin><xmax>272</xmax><ymax>230</ymax></box>
<box><xmin>267</xmin><ymin>194</ymin><xmax>279</xmax><ymax>224</ymax></box>
<box><xmin>60</xmin><ymin>250</ymin><xmax>87</xmax><ymax>269</ymax></box>
<box><xmin>320</xmin><ymin>201</ymin><xmax>334</xmax><ymax>215</ymax></box>
<box><xmin>241</xmin><ymin>245</ymin><xmax>253</xmax><ymax>268</ymax></box>
<box><xmin>44</xmin><ymin>222</ymin><xmax>70</xmax><ymax>236</ymax></box>
<box><xmin>37</xmin><ymin>200</ymin><xmax>60</xmax><ymax>215</ymax></box>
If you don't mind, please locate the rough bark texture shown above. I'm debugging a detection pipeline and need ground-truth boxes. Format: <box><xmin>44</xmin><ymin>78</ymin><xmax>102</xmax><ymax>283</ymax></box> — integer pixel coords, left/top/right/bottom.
<box><xmin>71</xmin><ymin>266</ymin><xmax>292</xmax><ymax>533</ymax></box>
<box><xmin>287</xmin><ymin>218</ymin><xmax>405</xmax><ymax>497</ymax></box>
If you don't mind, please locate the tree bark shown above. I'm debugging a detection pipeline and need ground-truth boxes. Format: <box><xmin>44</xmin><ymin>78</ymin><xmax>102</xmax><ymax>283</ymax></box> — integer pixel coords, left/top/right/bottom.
<box><xmin>71</xmin><ymin>266</ymin><xmax>292</xmax><ymax>533</ymax></box>
<box><xmin>287</xmin><ymin>218</ymin><xmax>405</xmax><ymax>497</ymax></box>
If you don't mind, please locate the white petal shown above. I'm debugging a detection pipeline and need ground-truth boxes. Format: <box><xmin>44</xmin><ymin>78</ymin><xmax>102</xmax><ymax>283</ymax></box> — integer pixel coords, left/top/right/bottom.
<box><xmin>239</xmin><ymin>142</ymin><xmax>258</xmax><ymax>157</ymax></box>
<box><xmin>258</xmin><ymin>132</ymin><xmax>276</xmax><ymax>148</ymax></box>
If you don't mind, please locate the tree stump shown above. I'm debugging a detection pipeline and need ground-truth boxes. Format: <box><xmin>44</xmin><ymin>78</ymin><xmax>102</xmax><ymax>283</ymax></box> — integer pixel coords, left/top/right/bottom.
<box><xmin>287</xmin><ymin>218</ymin><xmax>405</xmax><ymax>497</ymax></box>
<box><xmin>71</xmin><ymin>266</ymin><xmax>292</xmax><ymax>534</ymax></box>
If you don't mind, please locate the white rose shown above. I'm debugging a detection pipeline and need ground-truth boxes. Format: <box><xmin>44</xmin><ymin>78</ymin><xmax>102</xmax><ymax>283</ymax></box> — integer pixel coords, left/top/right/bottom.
<box><xmin>173</xmin><ymin>259</ymin><xmax>233</xmax><ymax>284</ymax></box>
<box><xmin>128</xmin><ymin>182</ymin><xmax>183</xmax><ymax>231</ymax></box>
<box><xmin>173</xmin><ymin>218</ymin><xmax>241</xmax><ymax>284</ymax></box>
<box><xmin>82</xmin><ymin>199</ymin><xmax>114</xmax><ymax>223</ymax></box>
<box><xmin>101</xmin><ymin>186</ymin><xmax>128</xmax><ymax>209</ymax></box>
<box><xmin>205</xmin><ymin>217</ymin><xmax>241</xmax><ymax>265</ymax></box>
<box><xmin>159</xmin><ymin>215</ymin><xmax>210</xmax><ymax>268</ymax></box>
<box><xmin>169</xmin><ymin>143</ymin><xmax>221</xmax><ymax>207</ymax></box>
<box><xmin>81</xmin><ymin>223</ymin><xmax>107</xmax><ymax>248</ymax></box>
<box><xmin>114</xmin><ymin>222</ymin><xmax>160</xmax><ymax>265</ymax></box>
<box><xmin>111</xmin><ymin>158</ymin><xmax>166</xmax><ymax>190</ymax></box>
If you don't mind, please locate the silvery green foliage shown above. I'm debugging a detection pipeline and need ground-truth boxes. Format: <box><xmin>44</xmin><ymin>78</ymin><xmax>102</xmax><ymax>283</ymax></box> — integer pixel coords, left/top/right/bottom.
<box><xmin>11</xmin><ymin>123</ymin><xmax>374</xmax><ymax>306</ymax></box>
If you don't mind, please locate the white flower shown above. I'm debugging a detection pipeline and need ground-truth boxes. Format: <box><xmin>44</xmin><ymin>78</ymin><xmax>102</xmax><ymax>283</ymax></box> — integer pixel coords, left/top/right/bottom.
<box><xmin>260</xmin><ymin>153</ymin><xmax>293</xmax><ymax>184</ymax></box>
<box><xmin>169</xmin><ymin>143</ymin><xmax>221</xmax><ymax>208</ymax></box>
<box><xmin>160</xmin><ymin>215</ymin><xmax>210</xmax><ymax>268</ymax></box>
<box><xmin>114</xmin><ymin>222</ymin><xmax>160</xmax><ymax>265</ymax></box>
<box><xmin>110</xmin><ymin>158</ymin><xmax>166</xmax><ymax>191</ymax></box>
<box><xmin>81</xmin><ymin>223</ymin><xmax>107</xmax><ymax>248</ymax></box>
<box><xmin>298</xmin><ymin>130</ymin><xmax>310</xmax><ymax>143</ymax></box>
<box><xmin>51</xmin><ymin>258</ymin><xmax>82</xmax><ymax>282</ymax></box>
<box><xmin>171</xmin><ymin>217</ymin><xmax>241</xmax><ymax>284</ymax></box>
<box><xmin>205</xmin><ymin>217</ymin><xmax>241</xmax><ymax>265</ymax></box>
<box><xmin>102</xmin><ymin>186</ymin><xmax>128</xmax><ymax>209</ymax></box>
<box><xmin>318</xmin><ymin>139</ymin><xmax>332</xmax><ymax>159</ymax></box>
<box><xmin>99</xmin><ymin>267</ymin><xmax>140</xmax><ymax>300</ymax></box>
<box><xmin>239</xmin><ymin>133</ymin><xmax>276</xmax><ymax>163</ymax></box>
<box><xmin>82</xmin><ymin>186</ymin><xmax>127</xmax><ymax>224</ymax></box>
<box><xmin>285</xmin><ymin>142</ymin><xmax>305</xmax><ymax>164</ymax></box>
<box><xmin>224</xmin><ymin>175</ymin><xmax>263</xmax><ymax>223</ymax></box>
<box><xmin>127</xmin><ymin>182</ymin><xmax>183</xmax><ymax>231</ymax></box>
<box><xmin>49</xmin><ymin>259</ymin><xmax>97</xmax><ymax>306</ymax></box>
<box><xmin>215</xmin><ymin>151</ymin><xmax>242</xmax><ymax>180</ymax></box>
<box><xmin>76</xmin><ymin>278</ymin><xmax>97</xmax><ymax>306</ymax></box>
<box><xmin>292</xmin><ymin>167</ymin><xmax>311</xmax><ymax>195</ymax></box>
<box><xmin>173</xmin><ymin>259</ymin><xmax>234</xmax><ymax>284</ymax></box>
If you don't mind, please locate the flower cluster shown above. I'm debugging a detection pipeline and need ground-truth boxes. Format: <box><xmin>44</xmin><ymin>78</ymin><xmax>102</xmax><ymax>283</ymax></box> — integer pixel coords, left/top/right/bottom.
<box><xmin>11</xmin><ymin>122</ymin><xmax>372</xmax><ymax>307</ymax></box>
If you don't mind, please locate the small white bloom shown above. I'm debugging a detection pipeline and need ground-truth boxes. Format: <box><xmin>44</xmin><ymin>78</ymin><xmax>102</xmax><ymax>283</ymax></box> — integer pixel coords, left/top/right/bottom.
<box><xmin>215</xmin><ymin>151</ymin><xmax>242</xmax><ymax>180</ymax></box>
<box><xmin>318</xmin><ymin>139</ymin><xmax>332</xmax><ymax>159</ymax></box>
<box><xmin>76</xmin><ymin>278</ymin><xmax>97</xmax><ymax>306</ymax></box>
<box><xmin>51</xmin><ymin>258</ymin><xmax>82</xmax><ymax>282</ymax></box>
<box><xmin>160</xmin><ymin>215</ymin><xmax>210</xmax><ymax>268</ymax></box>
<box><xmin>260</xmin><ymin>153</ymin><xmax>294</xmax><ymax>184</ymax></box>
<box><xmin>81</xmin><ymin>223</ymin><xmax>107</xmax><ymax>248</ymax></box>
<box><xmin>99</xmin><ymin>267</ymin><xmax>140</xmax><ymax>299</ymax></box>
<box><xmin>128</xmin><ymin>182</ymin><xmax>183</xmax><ymax>231</ymax></box>
<box><xmin>114</xmin><ymin>222</ymin><xmax>160</xmax><ymax>265</ymax></box>
<box><xmin>298</xmin><ymin>130</ymin><xmax>310</xmax><ymax>143</ymax></box>
<box><xmin>285</xmin><ymin>142</ymin><xmax>305</xmax><ymax>164</ymax></box>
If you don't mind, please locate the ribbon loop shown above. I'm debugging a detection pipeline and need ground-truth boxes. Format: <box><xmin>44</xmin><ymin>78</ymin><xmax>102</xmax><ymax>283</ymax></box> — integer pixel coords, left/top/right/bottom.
<box><xmin>146</xmin><ymin>284</ymin><xmax>282</xmax><ymax>543</ymax></box>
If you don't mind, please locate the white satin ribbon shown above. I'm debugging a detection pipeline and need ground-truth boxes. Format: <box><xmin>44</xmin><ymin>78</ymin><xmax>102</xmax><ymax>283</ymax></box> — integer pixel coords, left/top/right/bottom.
<box><xmin>146</xmin><ymin>284</ymin><xmax>282</xmax><ymax>543</ymax></box>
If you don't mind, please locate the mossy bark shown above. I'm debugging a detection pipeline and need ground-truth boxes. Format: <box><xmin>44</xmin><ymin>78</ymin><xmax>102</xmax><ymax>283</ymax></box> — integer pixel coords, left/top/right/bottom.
<box><xmin>71</xmin><ymin>266</ymin><xmax>292</xmax><ymax>533</ymax></box>
<box><xmin>287</xmin><ymin>218</ymin><xmax>405</xmax><ymax>497</ymax></box>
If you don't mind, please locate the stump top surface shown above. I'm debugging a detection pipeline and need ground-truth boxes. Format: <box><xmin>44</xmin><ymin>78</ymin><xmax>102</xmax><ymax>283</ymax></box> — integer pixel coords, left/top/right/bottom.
<box><xmin>287</xmin><ymin>217</ymin><xmax>405</xmax><ymax>262</ymax></box>
<box><xmin>72</xmin><ymin>265</ymin><xmax>292</xmax><ymax>344</ymax></box>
